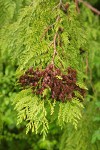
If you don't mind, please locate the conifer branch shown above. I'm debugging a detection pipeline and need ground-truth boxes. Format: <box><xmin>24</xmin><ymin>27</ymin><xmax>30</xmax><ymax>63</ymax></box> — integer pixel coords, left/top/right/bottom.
<box><xmin>78</xmin><ymin>0</ymin><xmax>100</xmax><ymax>15</ymax></box>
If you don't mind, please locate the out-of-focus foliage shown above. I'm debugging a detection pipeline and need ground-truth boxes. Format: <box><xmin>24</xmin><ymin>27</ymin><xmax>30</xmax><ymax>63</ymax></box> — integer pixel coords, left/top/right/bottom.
<box><xmin>59</xmin><ymin>2</ymin><xmax>100</xmax><ymax>150</ymax></box>
<box><xmin>0</xmin><ymin>0</ymin><xmax>100</xmax><ymax>150</ymax></box>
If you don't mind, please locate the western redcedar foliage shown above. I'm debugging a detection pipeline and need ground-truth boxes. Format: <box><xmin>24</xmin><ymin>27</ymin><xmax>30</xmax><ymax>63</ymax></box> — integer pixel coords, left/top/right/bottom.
<box><xmin>0</xmin><ymin>0</ymin><xmax>87</xmax><ymax>138</ymax></box>
<box><xmin>0</xmin><ymin>0</ymin><xmax>100</xmax><ymax>149</ymax></box>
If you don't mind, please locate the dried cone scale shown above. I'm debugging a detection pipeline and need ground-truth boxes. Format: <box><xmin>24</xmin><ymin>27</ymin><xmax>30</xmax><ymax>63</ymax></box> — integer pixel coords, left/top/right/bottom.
<box><xmin>19</xmin><ymin>64</ymin><xmax>86</xmax><ymax>102</ymax></box>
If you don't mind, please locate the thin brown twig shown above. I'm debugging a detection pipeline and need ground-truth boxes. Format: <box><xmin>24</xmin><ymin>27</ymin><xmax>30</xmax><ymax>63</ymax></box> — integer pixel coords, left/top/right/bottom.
<box><xmin>54</xmin><ymin>33</ymin><xmax>58</xmax><ymax>52</ymax></box>
<box><xmin>78</xmin><ymin>0</ymin><xmax>100</xmax><ymax>15</ymax></box>
<box><xmin>51</xmin><ymin>32</ymin><xmax>58</xmax><ymax>64</ymax></box>
<box><xmin>59</xmin><ymin>0</ymin><xmax>63</xmax><ymax>7</ymax></box>
<box><xmin>40</xmin><ymin>16</ymin><xmax>60</xmax><ymax>41</ymax></box>
<box><xmin>74</xmin><ymin>0</ymin><xmax>80</xmax><ymax>13</ymax></box>
<box><xmin>40</xmin><ymin>14</ymin><xmax>63</xmax><ymax>66</ymax></box>
<box><xmin>48</xmin><ymin>41</ymin><xmax>54</xmax><ymax>47</ymax></box>
<box><xmin>51</xmin><ymin>32</ymin><xmax>64</xmax><ymax>68</ymax></box>
<box><xmin>57</xmin><ymin>34</ymin><xmax>61</xmax><ymax>47</ymax></box>
<box><xmin>40</xmin><ymin>25</ymin><xmax>53</xmax><ymax>41</ymax></box>
<box><xmin>52</xmin><ymin>0</ymin><xmax>62</xmax><ymax>11</ymax></box>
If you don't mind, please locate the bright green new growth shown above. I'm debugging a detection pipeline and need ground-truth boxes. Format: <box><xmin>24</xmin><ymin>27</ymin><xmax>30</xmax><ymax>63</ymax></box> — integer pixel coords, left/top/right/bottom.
<box><xmin>0</xmin><ymin>0</ymin><xmax>87</xmax><ymax>137</ymax></box>
<box><xmin>13</xmin><ymin>89</ymin><xmax>84</xmax><ymax>138</ymax></box>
